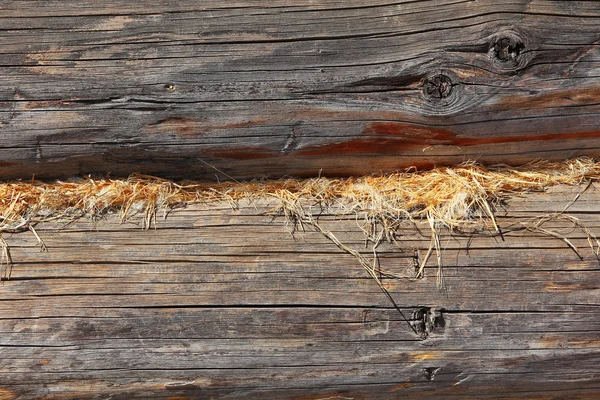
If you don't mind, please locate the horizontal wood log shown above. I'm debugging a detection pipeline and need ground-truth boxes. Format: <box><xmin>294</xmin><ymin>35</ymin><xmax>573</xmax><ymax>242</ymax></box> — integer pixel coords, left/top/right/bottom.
<box><xmin>1</xmin><ymin>185</ymin><xmax>599</xmax><ymax>399</ymax></box>
<box><xmin>0</xmin><ymin>1</ymin><xmax>599</xmax><ymax>179</ymax></box>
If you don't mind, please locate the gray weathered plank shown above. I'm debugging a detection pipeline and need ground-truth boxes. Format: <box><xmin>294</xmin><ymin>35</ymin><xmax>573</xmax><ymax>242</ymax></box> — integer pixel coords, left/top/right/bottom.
<box><xmin>0</xmin><ymin>184</ymin><xmax>599</xmax><ymax>399</ymax></box>
<box><xmin>1</xmin><ymin>1</ymin><xmax>600</xmax><ymax>179</ymax></box>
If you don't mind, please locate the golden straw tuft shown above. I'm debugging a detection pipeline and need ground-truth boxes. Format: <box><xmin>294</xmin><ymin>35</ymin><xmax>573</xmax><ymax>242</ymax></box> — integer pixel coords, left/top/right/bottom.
<box><xmin>1</xmin><ymin>158</ymin><xmax>600</xmax><ymax>291</ymax></box>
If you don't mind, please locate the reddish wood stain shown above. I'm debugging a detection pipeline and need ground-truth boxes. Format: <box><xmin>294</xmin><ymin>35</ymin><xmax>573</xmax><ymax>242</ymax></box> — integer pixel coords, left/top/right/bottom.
<box><xmin>299</xmin><ymin>122</ymin><xmax>600</xmax><ymax>156</ymax></box>
<box><xmin>201</xmin><ymin>121</ymin><xmax>600</xmax><ymax>163</ymax></box>
<box><xmin>453</xmin><ymin>130</ymin><xmax>600</xmax><ymax>147</ymax></box>
<box><xmin>363</xmin><ymin>122</ymin><xmax>455</xmax><ymax>139</ymax></box>
<box><xmin>298</xmin><ymin>123</ymin><xmax>456</xmax><ymax>156</ymax></box>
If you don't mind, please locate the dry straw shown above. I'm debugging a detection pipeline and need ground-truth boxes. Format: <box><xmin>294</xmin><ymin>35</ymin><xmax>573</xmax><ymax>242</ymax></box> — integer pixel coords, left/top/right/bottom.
<box><xmin>1</xmin><ymin>158</ymin><xmax>600</xmax><ymax>292</ymax></box>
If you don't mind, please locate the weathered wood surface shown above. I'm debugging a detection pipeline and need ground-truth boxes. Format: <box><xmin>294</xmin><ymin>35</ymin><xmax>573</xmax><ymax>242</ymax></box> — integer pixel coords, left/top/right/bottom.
<box><xmin>1</xmin><ymin>1</ymin><xmax>600</xmax><ymax>180</ymax></box>
<box><xmin>1</xmin><ymin>185</ymin><xmax>599</xmax><ymax>399</ymax></box>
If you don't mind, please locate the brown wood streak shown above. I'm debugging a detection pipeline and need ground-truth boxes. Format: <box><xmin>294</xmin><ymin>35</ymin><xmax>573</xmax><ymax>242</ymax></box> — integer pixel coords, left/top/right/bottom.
<box><xmin>0</xmin><ymin>388</ymin><xmax>17</xmax><ymax>400</ymax></box>
<box><xmin>492</xmin><ymin>86</ymin><xmax>600</xmax><ymax>110</ymax></box>
<box><xmin>297</xmin><ymin>127</ymin><xmax>600</xmax><ymax>156</ymax></box>
<box><xmin>180</xmin><ymin>85</ymin><xmax>600</xmax><ymax>161</ymax></box>
<box><xmin>144</xmin><ymin>117</ymin><xmax>271</xmax><ymax>139</ymax></box>
<box><xmin>207</xmin><ymin>122</ymin><xmax>600</xmax><ymax>159</ymax></box>
<box><xmin>1</xmin><ymin>186</ymin><xmax>600</xmax><ymax>399</ymax></box>
<box><xmin>133</xmin><ymin>85</ymin><xmax>600</xmax><ymax>162</ymax></box>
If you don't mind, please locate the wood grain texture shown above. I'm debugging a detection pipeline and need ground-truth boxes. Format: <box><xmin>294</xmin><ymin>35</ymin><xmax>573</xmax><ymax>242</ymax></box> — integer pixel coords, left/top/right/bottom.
<box><xmin>1</xmin><ymin>185</ymin><xmax>599</xmax><ymax>399</ymax></box>
<box><xmin>1</xmin><ymin>0</ymin><xmax>600</xmax><ymax>179</ymax></box>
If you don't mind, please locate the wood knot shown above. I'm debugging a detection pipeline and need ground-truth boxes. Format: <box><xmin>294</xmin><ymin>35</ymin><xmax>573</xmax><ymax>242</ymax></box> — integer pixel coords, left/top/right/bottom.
<box><xmin>489</xmin><ymin>30</ymin><xmax>530</xmax><ymax>72</ymax></box>
<box><xmin>411</xmin><ymin>307</ymin><xmax>445</xmax><ymax>338</ymax></box>
<box><xmin>423</xmin><ymin>74</ymin><xmax>453</xmax><ymax>101</ymax></box>
<box><xmin>423</xmin><ymin>367</ymin><xmax>440</xmax><ymax>381</ymax></box>
<box><xmin>493</xmin><ymin>37</ymin><xmax>523</xmax><ymax>63</ymax></box>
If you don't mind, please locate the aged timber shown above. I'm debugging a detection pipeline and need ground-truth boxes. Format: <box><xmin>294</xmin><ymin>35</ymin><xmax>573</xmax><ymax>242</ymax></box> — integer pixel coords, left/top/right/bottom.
<box><xmin>1</xmin><ymin>1</ymin><xmax>600</xmax><ymax>180</ymax></box>
<box><xmin>1</xmin><ymin>185</ymin><xmax>599</xmax><ymax>399</ymax></box>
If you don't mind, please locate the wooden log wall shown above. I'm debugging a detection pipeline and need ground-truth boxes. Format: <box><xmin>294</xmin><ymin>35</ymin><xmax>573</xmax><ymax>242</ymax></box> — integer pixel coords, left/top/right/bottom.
<box><xmin>1</xmin><ymin>185</ymin><xmax>599</xmax><ymax>399</ymax></box>
<box><xmin>0</xmin><ymin>1</ymin><xmax>599</xmax><ymax>180</ymax></box>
